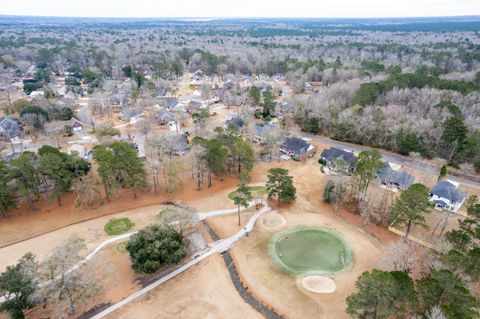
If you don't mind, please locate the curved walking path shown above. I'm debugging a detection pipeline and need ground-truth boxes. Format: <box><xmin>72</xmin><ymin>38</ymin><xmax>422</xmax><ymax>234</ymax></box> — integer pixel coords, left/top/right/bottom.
<box><xmin>90</xmin><ymin>201</ymin><xmax>270</xmax><ymax>318</ymax></box>
<box><xmin>0</xmin><ymin>201</ymin><xmax>270</xmax><ymax>312</ymax></box>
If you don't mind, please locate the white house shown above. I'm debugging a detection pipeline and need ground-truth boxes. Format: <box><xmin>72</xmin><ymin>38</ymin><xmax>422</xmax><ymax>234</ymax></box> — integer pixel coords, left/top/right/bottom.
<box><xmin>429</xmin><ymin>180</ymin><xmax>467</xmax><ymax>213</ymax></box>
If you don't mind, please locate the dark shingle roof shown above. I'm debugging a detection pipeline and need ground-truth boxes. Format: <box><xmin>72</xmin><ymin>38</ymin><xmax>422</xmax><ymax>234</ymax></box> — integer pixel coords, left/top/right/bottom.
<box><xmin>320</xmin><ymin>147</ymin><xmax>356</xmax><ymax>166</ymax></box>
<box><xmin>431</xmin><ymin>181</ymin><xmax>467</xmax><ymax>203</ymax></box>
<box><xmin>225</xmin><ymin>117</ymin><xmax>245</xmax><ymax>128</ymax></box>
<box><xmin>282</xmin><ymin>137</ymin><xmax>310</xmax><ymax>154</ymax></box>
<box><xmin>0</xmin><ymin>116</ymin><xmax>22</xmax><ymax>139</ymax></box>
<box><xmin>377</xmin><ymin>165</ymin><xmax>415</xmax><ymax>188</ymax></box>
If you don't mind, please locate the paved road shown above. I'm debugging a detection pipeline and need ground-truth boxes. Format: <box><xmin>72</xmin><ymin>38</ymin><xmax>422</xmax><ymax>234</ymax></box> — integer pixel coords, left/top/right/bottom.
<box><xmin>304</xmin><ymin>132</ymin><xmax>480</xmax><ymax>190</ymax></box>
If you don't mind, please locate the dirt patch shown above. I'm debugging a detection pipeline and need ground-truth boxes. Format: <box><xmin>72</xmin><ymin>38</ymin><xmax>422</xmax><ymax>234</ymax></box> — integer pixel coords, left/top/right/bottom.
<box><xmin>110</xmin><ymin>254</ymin><xmax>262</xmax><ymax>319</ymax></box>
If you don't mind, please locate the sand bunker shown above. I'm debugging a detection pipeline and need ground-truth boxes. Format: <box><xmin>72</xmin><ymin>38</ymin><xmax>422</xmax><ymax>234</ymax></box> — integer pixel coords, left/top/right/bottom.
<box><xmin>260</xmin><ymin>211</ymin><xmax>286</xmax><ymax>229</ymax></box>
<box><xmin>301</xmin><ymin>276</ymin><xmax>336</xmax><ymax>294</ymax></box>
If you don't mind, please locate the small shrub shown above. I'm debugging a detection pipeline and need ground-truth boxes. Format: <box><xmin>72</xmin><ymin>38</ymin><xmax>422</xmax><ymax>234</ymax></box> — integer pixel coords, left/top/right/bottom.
<box><xmin>318</xmin><ymin>158</ymin><xmax>327</xmax><ymax>165</ymax></box>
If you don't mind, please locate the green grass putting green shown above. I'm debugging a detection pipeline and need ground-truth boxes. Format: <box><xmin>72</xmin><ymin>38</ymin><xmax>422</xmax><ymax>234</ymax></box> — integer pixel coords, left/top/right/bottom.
<box><xmin>228</xmin><ymin>186</ymin><xmax>267</xmax><ymax>200</ymax></box>
<box><xmin>269</xmin><ymin>226</ymin><xmax>352</xmax><ymax>275</ymax></box>
<box><xmin>104</xmin><ymin>218</ymin><xmax>135</xmax><ymax>236</ymax></box>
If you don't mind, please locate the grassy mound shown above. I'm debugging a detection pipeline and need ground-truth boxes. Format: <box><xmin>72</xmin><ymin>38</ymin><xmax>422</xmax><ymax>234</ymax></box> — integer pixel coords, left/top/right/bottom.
<box><xmin>104</xmin><ymin>218</ymin><xmax>135</xmax><ymax>236</ymax></box>
<box><xmin>228</xmin><ymin>186</ymin><xmax>267</xmax><ymax>200</ymax></box>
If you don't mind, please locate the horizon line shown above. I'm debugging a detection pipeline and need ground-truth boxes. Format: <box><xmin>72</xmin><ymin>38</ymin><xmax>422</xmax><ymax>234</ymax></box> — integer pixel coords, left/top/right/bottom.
<box><xmin>1</xmin><ymin>14</ymin><xmax>480</xmax><ymax>20</ymax></box>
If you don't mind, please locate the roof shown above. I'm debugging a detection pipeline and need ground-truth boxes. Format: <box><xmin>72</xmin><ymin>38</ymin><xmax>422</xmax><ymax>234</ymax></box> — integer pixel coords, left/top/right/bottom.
<box><xmin>431</xmin><ymin>180</ymin><xmax>467</xmax><ymax>203</ymax></box>
<box><xmin>170</xmin><ymin>134</ymin><xmax>189</xmax><ymax>153</ymax></box>
<box><xmin>156</xmin><ymin>110</ymin><xmax>175</xmax><ymax>121</ymax></box>
<box><xmin>0</xmin><ymin>116</ymin><xmax>22</xmax><ymax>138</ymax></box>
<box><xmin>225</xmin><ymin>117</ymin><xmax>245</xmax><ymax>128</ymax></box>
<box><xmin>188</xmin><ymin>100</ymin><xmax>203</xmax><ymax>108</ymax></box>
<box><xmin>377</xmin><ymin>165</ymin><xmax>415</xmax><ymax>188</ymax></box>
<box><xmin>159</xmin><ymin>97</ymin><xmax>179</xmax><ymax>108</ymax></box>
<box><xmin>320</xmin><ymin>147</ymin><xmax>356</xmax><ymax>166</ymax></box>
<box><xmin>282</xmin><ymin>137</ymin><xmax>311</xmax><ymax>154</ymax></box>
<box><xmin>121</xmin><ymin>108</ymin><xmax>144</xmax><ymax>118</ymax></box>
<box><xmin>254</xmin><ymin>123</ymin><xmax>275</xmax><ymax>136</ymax></box>
<box><xmin>44</xmin><ymin>119</ymin><xmax>83</xmax><ymax>133</ymax></box>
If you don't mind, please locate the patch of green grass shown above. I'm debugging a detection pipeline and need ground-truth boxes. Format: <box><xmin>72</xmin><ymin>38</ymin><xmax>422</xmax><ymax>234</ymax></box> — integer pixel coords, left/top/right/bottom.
<box><xmin>104</xmin><ymin>218</ymin><xmax>135</xmax><ymax>236</ymax></box>
<box><xmin>156</xmin><ymin>208</ymin><xmax>176</xmax><ymax>220</ymax></box>
<box><xmin>228</xmin><ymin>186</ymin><xmax>267</xmax><ymax>200</ymax></box>
<box><xmin>116</xmin><ymin>241</ymin><xmax>128</xmax><ymax>253</ymax></box>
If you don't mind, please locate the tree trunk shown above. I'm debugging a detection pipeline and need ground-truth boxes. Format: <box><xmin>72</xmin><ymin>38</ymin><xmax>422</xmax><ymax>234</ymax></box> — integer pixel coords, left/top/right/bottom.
<box><xmin>405</xmin><ymin>220</ymin><xmax>412</xmax><ymax>238</ymax></box>
<box><xmin>57</xmin><ymin>194</ymin><xmax>62</xmax><ymax>206</ymax></box>
<box><xmin>237</xmin><ymin>204</ymin><xmax>241</xmax><ymax>226</ymax></box>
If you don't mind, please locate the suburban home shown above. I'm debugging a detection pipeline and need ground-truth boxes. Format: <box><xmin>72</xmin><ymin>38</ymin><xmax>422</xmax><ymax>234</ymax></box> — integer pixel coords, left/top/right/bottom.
<box><xmin>156</xmin><ymin>110</ymin><xmax>175</xmax><ymax>125</ymax></box>
<box><xmin>0</xmin><ymin>116</ymin><xmax>22</xmax><ymax>141</ymax></box>
<box><xmin>254</xmin><ymin>82</ymin><xmax>272</xmax><ymax>93</ymax></box>
<box><xmin>253</xmin><ymin>123</ymin><xmax>276</xmax><ymax>144</ymax></box>
<box><xmin>186</xmin><ymin>100</ymin><xmax>205</xmax><ymax>114</ymax></box>
<box><xmin>170</xmin><ymin>134</ymin><xmax>190</xmax><ymax>156</ymax></box>
<box><xmin>376</xmin><ymin>164</ymin><xmax>415</xmax><ymax>191</ymax></box>
<box><xmin>280</xmin><ymin>137</ymin><xmax>315</xmax><ymax>161</ymax></box>
<box><xmin>120</xmin><ymin>108</ymin><xmax>144</xmax><ymax>123</ymax></box>
<box><xmin>319</xmin><ymin>147</ymin><xmax>356</xmax><ymax>173</ymax></box>
<box><xmin>44</xmin><ymin>118</ymin><xmax>84</xmax><ymax>136</ymax></box>
<box><xmin>225</xmin><ymin>117</ymin><xmax>245</xmax><ymax>129</ymax></box>
<box><xmin>68</xmin><ymin>144</ymin><xmax>88</xmax><ymax>159</ymax></box>
<box><xmin>110</xmin><ymin>92</ymin><xmax>128</xmax><ymax>107</ymax></box>
<box><xmin>159</xmin><ymin>97</ymin><xmax>182</xmax><ymax>110</ymax></box>
<box><xmin>429</xmin><ymin>180</ymin><xmax>467</xmax><ymax>213</ymax></box>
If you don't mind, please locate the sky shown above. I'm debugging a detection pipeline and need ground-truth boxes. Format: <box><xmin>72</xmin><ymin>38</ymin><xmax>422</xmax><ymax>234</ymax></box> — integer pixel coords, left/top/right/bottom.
<box><xmin>0</xmin><ymin>0</ymin><xmax>479</xmax><ymax>18</ymax></box>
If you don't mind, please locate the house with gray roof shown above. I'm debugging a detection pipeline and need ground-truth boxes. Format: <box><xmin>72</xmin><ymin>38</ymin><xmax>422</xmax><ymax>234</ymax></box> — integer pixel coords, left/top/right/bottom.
<box><xmin>280</xmin><ymin>137</ymin><xmax>314</xmax><ymax>161</ymax></box>
<box><xmin>376</xmin><ymin>165</ymin><xmax>415</xmax><ymax>191</ymax></box>
<box><xmin>0</xmin><ymin>116</ymin><xmax>22</xmax><ymax>141</ymax></box>
<box><xmin>170</xmin><ymin>134</ymin><xmax>190</xmax><ymax>156</ymax></box>
<box><xmin>186</xmin><ymin>100</ymin><xmax>204</xmax><ymax>114</ymax></box>
<box><xmin>120</xmin><ymin>108</ymin><xmax>144</xmax><ymax>123</ymax></box>
<box><xmin>225</xmin><ymin>117</ymin><xmax>245</xmax><ymax>129</ymax></box>
<box><xmin>156</xmin><ymin>110</ymin><xmax>175</xmax><ymax>125</ymax></box>
<box><xmin>159</xmin><ymin>97</ymin><xmax>181</xmax><ymax>109</ymax></box>
<box><xmin>253</xmin><ymin>123</ymin><xmax>276</xmax><ymax>144</ymax></box>
<box><xmin>429</xmin><ymin>180</ymin><xmax>467</xmax><ymax>213</ymax></box>
<box><xmin>320</xmin><ymin>147</ymin><xmax>356</xmax><ymax>173</ymax></box>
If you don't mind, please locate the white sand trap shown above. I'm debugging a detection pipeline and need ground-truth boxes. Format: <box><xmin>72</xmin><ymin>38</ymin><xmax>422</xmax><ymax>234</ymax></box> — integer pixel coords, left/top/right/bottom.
<box><xmin>260</xmin><ymin>211</ymin><xmax>286</xmax><ymax>229</ymax></box>
<box><xmin>301</xmin><ymin>276</ymin><xmax>336</xmax><ymax>294</ymax></box>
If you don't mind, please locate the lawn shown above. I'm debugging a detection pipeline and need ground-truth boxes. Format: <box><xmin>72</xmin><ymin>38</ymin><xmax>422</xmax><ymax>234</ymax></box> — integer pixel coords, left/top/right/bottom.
<box><xmin>228</xmin><ymin>186</ymin><xmax>267</xmax><ymax>200</ymax></box>
<box><xmin>104</xmin><ymin>218</ymin><xmax>135</xmax><ymax>235</ymax></box>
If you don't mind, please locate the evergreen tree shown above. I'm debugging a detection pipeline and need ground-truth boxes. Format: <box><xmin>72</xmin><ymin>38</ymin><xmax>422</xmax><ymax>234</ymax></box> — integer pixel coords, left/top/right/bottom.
<box><xmin>389</xmin><ymin>183</ymin><xmax>431</xmax><ymax>238</ymax></box>
<box><xmin>265</xmin><ymin>168</ymin><xmax>296</xmax><ymax>207</ymax></box>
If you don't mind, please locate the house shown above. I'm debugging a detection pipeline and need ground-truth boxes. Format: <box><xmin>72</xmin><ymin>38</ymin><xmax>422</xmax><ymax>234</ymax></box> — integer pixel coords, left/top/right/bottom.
<box><xmin>68</xmin><ymin>144</ymin><xmax>88</xmax><ymax>159</ymax></box>
<box><xmin>254</xmin><ymin>82</ymin><xmax>272</xmax><ymax>93</ymax></box>
<box><xmin>186</xmin><ymin>100</ymin><xmax>204</xmax><ymax>114</ymax></box>
<box><xmin>44</xmin><ymin>118</ymin><xmax>84</xmax><ymax>136</ymax></box>
<box><xmin>169</xmin><ymin>134</ymin><xmax>190</xmax><ymax>156</ymax></box>
<box><xmin>225</xmin><ymin>117</ymin><xmax>245</xmax><ymax>129</ymax></box>
<box><xmin>159</xmin><ymin>97</ymin><xmax>181</xmax><ymax>110</ymax></box>
<box><xmin>429</xmin><ymin>180</ymin><xmax>467</xmax><ymax>213</ymax></box>
<box><xmin>120</xmin><ymin>108</ymin><xmax>144</xmax><ymax>123</ymax></box>
<box><xmin>0</xmin><ymin>116</ymin><xmax>22</xmax><ymax>141</ymax></box>
<box><xmin>253</xmin><ymin>123</ymin><xmax>276</xmax><ymax>144</ymax></box>
<box><xmin>156</xmin><ymin>110</ymin><xmax>175</xmax><ymax>125</ymax></box>
<box><xmin>320</xmin><ymin>147</ymin><xmax>356</xmax><ymax>173</ymax></box>
<box><xmin>376</xmin><ymin>164</ymin><xmax>415</xmax><ymax>191</ymax></box>
<box><xmin>110</xmin><ymin>92</ymin><xmax>128</xmax><ymax>107</ymax></box>
<box><xmin>280</xmin><ymin>137</ymin><xmax>315</xmax><ymax>161</ymax></box>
